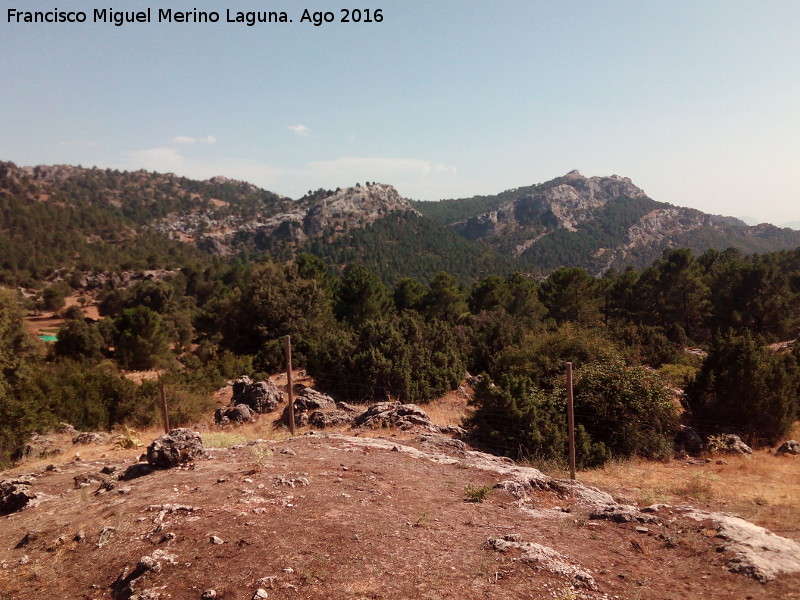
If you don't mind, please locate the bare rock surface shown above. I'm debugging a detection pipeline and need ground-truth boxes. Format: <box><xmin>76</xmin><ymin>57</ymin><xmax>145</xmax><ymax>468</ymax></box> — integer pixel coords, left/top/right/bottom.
<box><xmin>487</xmin><ymin>535</ymin><xmax>597</xmax><ymax>590</ymax></box>
<box><xmin>1</xmin><ymin>431</ymin><xmax>798</xmax><ymax>599</ymax></box>
<box><xmin>679</xmin><ymin>507</ymin><xmax>800</xmax><ymax>582</ymax></box>
<box><xmin>776</xmin><ymin>440</ymin><xmax>799</xmax><ymax>455</ymax></box>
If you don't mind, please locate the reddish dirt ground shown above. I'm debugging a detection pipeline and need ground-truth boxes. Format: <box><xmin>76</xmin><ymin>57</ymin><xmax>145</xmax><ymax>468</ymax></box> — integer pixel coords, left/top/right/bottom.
<box><xmin>1</xmin><ymin>433</ymin><xmax>798</xmax><ymax>600</ymax></box>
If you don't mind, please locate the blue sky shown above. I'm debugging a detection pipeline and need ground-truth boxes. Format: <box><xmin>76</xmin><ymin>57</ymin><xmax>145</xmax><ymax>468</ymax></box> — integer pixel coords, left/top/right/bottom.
<box><xmin>2</xmin><ymin>1</ymin><xmax>799</xmax><ymax>224</ymax></box>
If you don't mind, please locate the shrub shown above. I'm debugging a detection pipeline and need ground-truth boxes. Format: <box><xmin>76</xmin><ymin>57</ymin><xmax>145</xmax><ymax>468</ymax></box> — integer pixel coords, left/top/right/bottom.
<box><xmin>492</xmin><ymin>323</ymin><xmax>621</xmax><ymax>387</ymax></box>
<box><xmin>466</xmin><ymin>374</ymin><xmax>609</xmax><ymax>467</ymax></box>
<box><xmin>686</xmin><ymin>331</ymin><xmax>799</xmax><ymax>446</ymax></box>
<box><xmin>571</xmin><ymin>361</ymin><xmax>679</xmax><ymax>460</ymax></box>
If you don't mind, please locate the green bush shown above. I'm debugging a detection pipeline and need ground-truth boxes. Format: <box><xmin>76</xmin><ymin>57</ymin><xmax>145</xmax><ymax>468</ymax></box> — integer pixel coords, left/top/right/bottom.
<box><xmin>308</xmin><ymin>312</ymin><xmax>465</xmax><ymax>404</ymax></box>
<box><xmin>114</xmin><ymin>306</ymin><xmax>173</xmax><ymax>370</ymax></box>
<box><xmin>492</xmin><ymin>323</ymin><xmax>621</xmax><ymax>387</ymax></box>
<box><xmin>570</xmin><ymin>361</ymin><xmax>680</xmax><ymax>460</ymax></box>
<box><xmin>466</xmin><ymin>374</ymin><xmax>610</xmax><ymax>468</ymax></box>
<box><xmin>686</xmin><ymin>331</ymin><xmax>799</xmax><ymax>446</ymax></box>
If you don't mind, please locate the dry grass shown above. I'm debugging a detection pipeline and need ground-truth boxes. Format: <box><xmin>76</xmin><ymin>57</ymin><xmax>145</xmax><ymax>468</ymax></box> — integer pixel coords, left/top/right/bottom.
<box><xmin>575</xmin><ymin>431</ymin><xmax>800</xmax><ymax>541</ymax></box>
<box><xmin>423</xmin><ymin>386</ymin><xmax>473</xmax><ymax>428</ymax></box>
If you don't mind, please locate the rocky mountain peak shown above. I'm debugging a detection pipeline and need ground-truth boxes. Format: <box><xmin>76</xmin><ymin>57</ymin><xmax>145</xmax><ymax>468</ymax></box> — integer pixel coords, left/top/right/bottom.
<box><xmin>301</xmin><ymin>182</ymin><xmax>418</xmax><ymax>237</ymax></box>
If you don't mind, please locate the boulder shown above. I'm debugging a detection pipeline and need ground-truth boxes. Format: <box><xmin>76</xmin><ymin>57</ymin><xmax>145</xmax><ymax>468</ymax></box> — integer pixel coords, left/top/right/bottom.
<box><xmin>776</xmin><ymin>440</ymin><xmax>800</xmax><ymax>456</ymax></box>
<box><xmin>353</xmin><ymin>402</ymin><xmax>439</xmax><ymax>432</ymax></box>
<box><xmin>280</xmin><ymin>387</ymin><xmax>336</xmax><ymax>427</ymax></box>
<box><xmin>146</xmin><ymin>429</ymin><xmax>203</xmax><ymax>469</ymax></box>
<box><xmin>214</xmin><ymin>404</ymin><xmax>255</xmax><ymax>426</ymax></box>
<box><xmin>72</xmin><ymin>432</ymin><xmax>106</xmax><ymax>445</ymax></box>
<box><xmin>232</xmin><ymin>376</ymin><xmax>284</xmax><ymax>414</ymax></box>
<box><xmin>0</xmin><ymin>479</ymin><xmax>37</xmax><ymax>515</ymax></box>
<box><xmin>294</xmin><ymin>387</ymin><xmax>335</xmax><ymax>412</ymax></box>
<box><xmin>21</xmin><ymin>434</ymin><xmax>64</xmax><ymax>459</ymax></box>
<box><xmin>119</xmin><ymin>463</ymin><xmax>156</xmax><ymax>481</ymax></box>
<box><xmin>309</xmin><ymin>410</ymin><xmax>355</xmax><ymax>429</ymax></box>
<box><xmin>675</xmin><ymin>425</ymin><xmax>704</xmax><ymax>455</ymax></box>
<box><xmin>709</xmin><ymin>434</ymin><xmax>753</xmax><ymax>455</ymax></box>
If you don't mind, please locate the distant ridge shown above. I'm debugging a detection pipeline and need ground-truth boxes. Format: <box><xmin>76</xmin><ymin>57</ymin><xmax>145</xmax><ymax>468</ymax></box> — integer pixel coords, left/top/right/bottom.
<box><xmin>2</xmin><ymin>160</ymin><xmax>800</xmax><ymax>285</ymax></box>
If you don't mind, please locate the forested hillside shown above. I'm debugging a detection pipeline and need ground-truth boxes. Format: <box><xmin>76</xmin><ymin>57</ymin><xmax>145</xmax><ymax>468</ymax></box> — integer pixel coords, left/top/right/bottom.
<box><xmin>2</xmin><ymin>160</ymin><xmax>800</xmax><ymax>470</ymax></box>
<box><xmin>2</xmin><ymin>243</ymin><xmax>800</xmax><ymax>466</ymax></box>
<box><xmin>416</xmin><ymin>170</ymin><xmax>800</xmax><ymax>274</ymax></box>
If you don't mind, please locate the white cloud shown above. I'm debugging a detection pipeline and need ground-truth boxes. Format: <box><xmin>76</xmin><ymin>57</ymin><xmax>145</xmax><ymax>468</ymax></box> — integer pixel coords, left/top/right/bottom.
<box><xmin>59</xmin><ymin>139</ymin><xmax>98</xmax><ymax>148</ymax></box>
<box><xmin>288</xmin><ymin>124</ymin><xmax>311</xmax><ymax>137</ymax></box>
<box><xmin>172</xmin><ymin>135</ymin><xmax>217</xmax><ymax>145</ymax></box>
<box><xmin>123</xmin><ymin>147</ymin><xmax>186</xmax><ymax>172</ymax></box>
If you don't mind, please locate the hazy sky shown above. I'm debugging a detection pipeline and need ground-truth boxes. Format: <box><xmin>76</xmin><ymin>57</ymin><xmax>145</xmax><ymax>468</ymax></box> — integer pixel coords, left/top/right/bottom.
<box><xmin>2</xmin><ymin>1</ymin><xmax>799</xmax><ymax>225</ymax></box>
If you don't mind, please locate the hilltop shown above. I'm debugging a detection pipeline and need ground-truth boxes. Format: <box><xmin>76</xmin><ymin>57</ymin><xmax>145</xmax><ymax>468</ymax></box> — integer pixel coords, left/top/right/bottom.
<box><xmin>1</xmin><ymin>420</ymin><xmax>799</xmax><ymax>600</ymax></box>
<box><xmin>414</xmin><ymin>170</ymin><xmax>800</xmax><ymax>275</ymax></box>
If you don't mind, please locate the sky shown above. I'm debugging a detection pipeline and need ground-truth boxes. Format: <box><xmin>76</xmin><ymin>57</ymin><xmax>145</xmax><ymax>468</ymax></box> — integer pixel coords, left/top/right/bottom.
<box><xmin>2</xmin><ymin>1</ymin><xmax>799</xmax><ymax>225</ymax></box>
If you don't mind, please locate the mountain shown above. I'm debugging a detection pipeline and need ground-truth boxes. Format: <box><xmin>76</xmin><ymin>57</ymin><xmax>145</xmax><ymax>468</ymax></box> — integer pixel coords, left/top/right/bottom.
<box><xmin>414</xmin><ymin>170</ymin><xmax>800</xmax><ymax>275</ymax></box>
<box><xmin>0</xmin><ymin>162</ymin><xmax>520</xmax><ymax>286</ymax></box>
<box><xmin>3</xmin><ymin>161</ymin><xmax>800</xmax><ymax>287</ymax></box>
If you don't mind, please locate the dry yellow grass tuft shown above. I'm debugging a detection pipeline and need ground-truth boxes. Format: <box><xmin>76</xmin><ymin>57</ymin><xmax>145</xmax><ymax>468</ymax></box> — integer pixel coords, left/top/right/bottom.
<box><xmin>575</xmin><ymin>436</ymin><xmax>800</xmax><ymax>542</ymax></box>
<box><xmin>423</xmin><ymin>386</ymin><xmax>473</xmax><ymax>428</ymax></box>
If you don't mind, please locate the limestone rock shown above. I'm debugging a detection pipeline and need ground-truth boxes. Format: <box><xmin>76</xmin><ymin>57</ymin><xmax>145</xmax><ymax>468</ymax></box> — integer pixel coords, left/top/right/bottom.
<box><xmin>353</xmin><ymin>402</ymin><xmax>439</xmax><ymax>432</ymax></box>
<box><xmin>119</xmin><ymin>463</ymin><xmax>156</xmax><ymax>480</ymax></box>
<box><xmin>214</xmin><ymin>403</ymin><xmax>255</xmax><ymax>426</ymax></box>
<box><xmin>72</xmin><ymin>432</ymin><xmax>106</xmax><ymax>445</ymax></box>
<box><xmin>21</xmin><ymin>434</ymin><xmax>64</xmax><ymax>459</ymax></box>
<box><xmin>709</xmin><ymin>434</ymin><xmax>753</xmax><ymax>455</ymax></box>
<box><xmin>232</xmin><ymin>376</ymin><xmax>284</xmax><ymax>414</ymax></box>
<box><xmin>294</xmin><ymin>387</ymin><xmax>335</xmax><ymax>412</ymax></box>
<box><xmin>776</xmin><ymin>440</ymin><xmax>799</xmax><ymax>456</ymax></box>
<box><xmin>675</xmin><ymin>425</ymin><xmax>704</xmax><ymax>455</ymax></box>
<box><xmin>0</xmin><ymin>479</ymin><xmax>38</xmax><ymax>515</ymax></box>
<box><xmin>308</xmin><ymin>410</ymin><xmax>355</xmax><ymax>429</ymax></box>
<box><xmin>146</xmin><ymin>429</ymin><xmax>203</xmax><ymax>468</ymax></box>
<box><xmin>486</xmin><ymin>535</ymin><xmax>597</xmax><ymax>590</ymax></box>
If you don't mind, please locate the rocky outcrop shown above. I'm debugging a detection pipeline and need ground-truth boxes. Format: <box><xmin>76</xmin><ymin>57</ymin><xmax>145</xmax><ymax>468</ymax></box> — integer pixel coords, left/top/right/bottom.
<box><xmin>451</xmin><ymin>170</ymin><xmax>649</xmax><ymax>245</ymax></box>
<box><xmin>308</xmin><ymin>410</ymin><xmax>355</xmax><ymax>429</ymax></box>
<box><xmin>214</xmin><ymin>404</ymin><xmax>255</xmax><ymax>426</ymax></box>
<box><xmin>675</xmin><ymin>425</ymin><xmax>704</xmax><ymax>456</ymax></box>
<box><xmin>708</xmin><ymin>434</ymin><xmax>753</xmax><ymax>455</ymax></box>
<box><xmin>72</xmin><ymin>432</ymin><xmax>107</xmax><ymax>445</ymax></box>
<box><xmin>146</xmin><ymin>429</ymin><xmax>203</xmax><ymax>469</ymax></box>
<box><xmin>486</xmin><ymin>535</ymin><xmax>597</xmax><ymax>590</ymax></box>
<box><xmin>281</xmin><ymin>387</ymin><xmax>336</xmax><ymax>427</ymax></box>
<box><xmin>154</xmin><ymin>182</ymin><xmax>417</xmax><ymax>256</ymax></box>
<box><xmin>232</xmin><ymin>376</ymin><xmax>284</xmax><ymax>414</ymax></box>
<box><xmin>0</xmin><ymin>478</ymin><xmax>38</xmax><ymax>515</ymax></box>
<box><xmin>776</xmin><ymin>440</ymin><xmax>799</xmax><ymax>455</ymax></box>
<box><xmin>21</xmin><ymin>434</ymin><xmax>64</xmax><ymax>459</ymax></box>
<box><xmin>353</xmin><ymin>402</ymin><xmax>441</xmax><ymax>432</ymax></box>
<box><xmin>679</xmin><ymin>506</ymin><xmax>800</xmax><ymax>582</ymax></box>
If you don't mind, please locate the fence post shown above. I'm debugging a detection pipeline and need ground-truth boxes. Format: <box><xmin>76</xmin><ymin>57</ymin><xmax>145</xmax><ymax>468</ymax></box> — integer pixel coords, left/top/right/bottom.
<box><xmin>160</xmin><ymin>382</ymin><xmax>170</xmax><ymax>434</ymax></box>
<box><xmin>567</xmin><ymin>362</ymin><xmax>576</xmax><ymax>480</ymax></box>
<box><xmin>285</xmin><ymin>335</ymin><xmax>295</xmax><ymax>435</ymax></box>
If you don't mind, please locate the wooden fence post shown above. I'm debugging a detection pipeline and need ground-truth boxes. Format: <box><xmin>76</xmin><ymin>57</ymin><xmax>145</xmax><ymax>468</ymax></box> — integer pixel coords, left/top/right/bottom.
<box><xmin>567</xmin><ymin>362</ymin><xmax>576</xmax><ymax>480</ymax></box>
<box><xmin>160</xmin><ymin>382</ymin><xmax>170</xmax><ymax>434</ymax></box>
<box><xmin>285</xmin><ymin>335</ymin><xmax>295</xmax><ymax>435</ymax></box>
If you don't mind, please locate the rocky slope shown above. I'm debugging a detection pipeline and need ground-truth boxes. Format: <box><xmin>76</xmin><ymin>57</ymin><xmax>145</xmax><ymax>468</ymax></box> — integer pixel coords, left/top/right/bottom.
<box><xmin>420</xmin><ymin>170</ymin><xmax>800</xmax><ymax>275</ymax></box>
<box><xmin>2</xmin><ymin>429</ymin><xmax>799</xmax><ymax>600</ymax></box>
<box><xmin>155</xmin><ymin>182</ymin><xmax>418</xmax><ymax>256</ymax></box>
<box><xmin>4</xmin><ymin>161</ymin><xmax>800</xmax><ymax>282</ymax></box>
